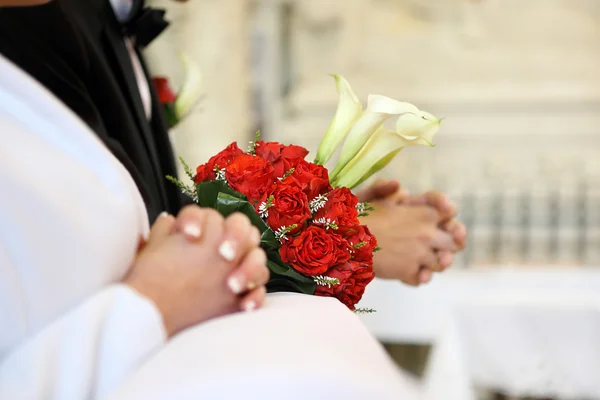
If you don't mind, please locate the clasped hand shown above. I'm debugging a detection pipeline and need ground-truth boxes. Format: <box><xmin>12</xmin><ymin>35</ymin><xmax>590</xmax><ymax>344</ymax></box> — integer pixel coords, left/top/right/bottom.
<box><xmin>124</xmin><ymin>206</ymin><xmax>270</xmax><ymax>337</ymax></box>
<box><xmin>357</xmin><ymin>180</ymin><xmax>467</xmax><ymax>286</ymax></box>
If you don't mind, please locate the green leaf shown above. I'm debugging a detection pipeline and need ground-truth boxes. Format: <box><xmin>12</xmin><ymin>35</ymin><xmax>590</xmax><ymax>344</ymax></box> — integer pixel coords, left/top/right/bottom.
<box><xmin>196</xmin><ymin>180</ymin><xmax>244</xmax><ymax>208</ymax></box>
<box><xmin>163</xmin><ymin>102</ymin><xmax>179</xmax><ymax>128</ymax></box>
<box><xmin>266</xmin><ymin>260</ymin><xmax>316</xmax><ymax>295</ymax></box>
<box><xmin>193</xmin><ymin>178</ymin><xmax>316</xmax><ymax>295</ymax></box>
<box><xmin>213</xmin><ymin>192</ymin><xmax>279</xmax><ymax>251</ymax></box>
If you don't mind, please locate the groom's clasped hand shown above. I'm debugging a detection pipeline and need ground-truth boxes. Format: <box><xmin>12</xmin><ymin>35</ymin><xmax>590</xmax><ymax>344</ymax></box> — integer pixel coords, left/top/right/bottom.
<box><xmin>358</xmin><ymin>179</ymin><xmax>467</xmax><ymax>286</ymax></box>
<box><xmin>124</xmin><ymin>206</ymin><xmax>270</xmax><ymax>337</ymax></box>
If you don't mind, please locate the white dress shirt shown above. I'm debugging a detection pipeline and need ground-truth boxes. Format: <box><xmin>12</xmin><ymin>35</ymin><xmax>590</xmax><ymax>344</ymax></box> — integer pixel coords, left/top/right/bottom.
<box><xmin>109</xmin><ymin>0</ymin><xmax>153</xmax><ymax>120</ymax></box>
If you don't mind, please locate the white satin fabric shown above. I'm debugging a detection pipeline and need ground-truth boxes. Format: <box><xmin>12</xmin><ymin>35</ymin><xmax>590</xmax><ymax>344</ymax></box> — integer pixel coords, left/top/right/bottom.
<box><xmin>0</xmin><ymin>54</ymin><xmax>420</xmax><ymax>399</ymax></box>
<box><xmin>0</xmin><ymin>54</ymin><xmax>164</xmax><ymax>399</ymax></box>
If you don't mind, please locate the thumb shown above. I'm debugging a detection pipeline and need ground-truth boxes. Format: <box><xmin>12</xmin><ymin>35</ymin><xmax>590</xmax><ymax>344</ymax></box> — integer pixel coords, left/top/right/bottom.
<box><xmin>356</xmin><ymin>179</ymin><xmax>403</xmax><ymax>202</ymax></box>
<box><xmin>405</xmin><ymin>191</ymin><xmax>456</xmax><ymax>221</ymax></box>
<box><xmin>147</xmin><ymin>212</ymin><xmax>176</xmax><ymax>247</ymax></box>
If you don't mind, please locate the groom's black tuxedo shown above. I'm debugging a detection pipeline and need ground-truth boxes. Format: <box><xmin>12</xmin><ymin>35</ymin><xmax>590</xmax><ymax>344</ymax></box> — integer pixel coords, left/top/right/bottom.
<box><xmin>0</xmin><ymin>0</ymin><xmax>183</xmax><ymax>221</ymax></box>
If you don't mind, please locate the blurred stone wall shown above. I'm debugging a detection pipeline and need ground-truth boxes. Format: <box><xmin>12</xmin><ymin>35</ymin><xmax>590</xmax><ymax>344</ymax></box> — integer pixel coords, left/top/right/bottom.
<box><xmin>145</xmin><ymin>0</ymin><xmax>600</xmax><ymax>267</ymax></box>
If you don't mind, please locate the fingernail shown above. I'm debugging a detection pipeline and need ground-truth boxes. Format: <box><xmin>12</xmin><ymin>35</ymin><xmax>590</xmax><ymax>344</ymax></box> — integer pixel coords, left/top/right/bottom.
<box><xmin>247</xmin><ymin>281</ymin><xmax>257</xmax><ymax>291</ymax></box>
<box><xmin>182</xmin><ymin>223</ymin><xmax>202</xmax><ymax>239</ymax></box>
<box><xmin>158</xmin><ymin>211</ymin><xmax>170</xmax><ymax>219</ymax></box>
<box><xmin>243</xmin><ymin>300</ymin><xmax>257</xmax><ymax>312</ymax></box>
<box><xmin>219</xmin><ymin>240</ymin><xmax>236</xmax><ymax>261</ymax></box>
<box><xmin>228</xmin><ymin>276</ymin><xmax>243</xmax><ymax>294</ymax></box>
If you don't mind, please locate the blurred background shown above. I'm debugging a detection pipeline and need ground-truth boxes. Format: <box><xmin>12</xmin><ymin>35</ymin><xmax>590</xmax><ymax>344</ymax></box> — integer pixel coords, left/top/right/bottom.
<box><xmin>146</xmin><ymin>1</ymin><xmax>600</xmax><ymax>398</ymax></box>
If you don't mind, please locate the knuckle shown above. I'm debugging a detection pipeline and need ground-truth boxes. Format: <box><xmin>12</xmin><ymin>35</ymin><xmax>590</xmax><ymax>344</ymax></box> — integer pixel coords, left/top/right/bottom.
<box><xmin>225</xmin><ymin>213</ymin><xmax>252</xmax><ymax>234</ymax></box>
<box><xmin>226</xmin><ymin>212</ymin><xmax>251</xmax><ymax>225</ymax></box>
<box><xmin>199</xmin><ymin>207</ymin><xmax>224</xmax><ymax>223</ymax></box>
<box><xmin>417</xmin><ymin>228</ymin><xmax>435</xmax><ymax>243</ymax></box>
<box><xmin>177</xmin><ymin>204</ymin><xmax>202</xmax><ymax>219</ymax></box>
<box><xmin>423</xmin><ymin>207</ymin><xmax>440</xmax><ymax>221</ymax></box>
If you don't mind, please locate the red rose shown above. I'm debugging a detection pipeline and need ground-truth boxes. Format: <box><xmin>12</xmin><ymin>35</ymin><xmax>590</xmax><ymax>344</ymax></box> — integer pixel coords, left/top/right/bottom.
<box><xmin>225</xmin><ymin>154</ymin><xmax>274</xmax><ymax>203</ymax></box>
<box><xmin>261</xmin><ymin>182</ymin><xmax>311</xmax><ymax>234</ymax></box>
<box><xmin>313</xmin><ymin>187</ymin><xmax>359</xmax><ymax>229</ymax></box>
<box><xmin>255</xmin><ymin>141</ymin><xmax>309</xmax><ymax>178</ymax></box>
<box><xmin>339</xmin><ymin>225</ymin><xmax>378</xmax><ymax>262</ymax></box>
<box><xmin>287</xmin><ymin>159</ymin><xmax>332</xmax><ymax>200</ymax></box>
<box><xmin>255</xmin><ymin>141</ymin><xmax>309</xmax><ymax>162</ymax></box>
<box><xmin>152</xmin><ymin>77</ymin><xmax>177</xmax><ymax>104</ymax></box>
<box><xmin>280</xmin><ymin>226</ymin><xmax>350</xmax><ymax>276</ymax></box>
<box><xmin>194</xmin><ymin>142</ymin><xmax>244</xmax><ymax>183</ymax></box>
<box><xmin>315</xmin><ymin>261</ymin><xmax>375</xmax><ymax>310</ymax></box>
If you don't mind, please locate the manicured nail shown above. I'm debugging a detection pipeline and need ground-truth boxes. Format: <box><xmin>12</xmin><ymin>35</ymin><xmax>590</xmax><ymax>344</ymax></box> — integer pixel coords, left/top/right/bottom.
<box><xmin>182</xmin><ymin>223</ymin><xmax>202</xmax><ymax>239</ymax></box>
<box><xmin>228</xmin><ymin>276</ymin><xmax>243</xmax><ymax>294</ymax></box>
<box><xmin>243</xmin><ymin>300</ymin><xmax>257</xmax><ymax>312</ymax></box>
<box><xmin>219</xmin><ymin>240</ymin><xmax>236</xmax><ymax>261</ymax></box>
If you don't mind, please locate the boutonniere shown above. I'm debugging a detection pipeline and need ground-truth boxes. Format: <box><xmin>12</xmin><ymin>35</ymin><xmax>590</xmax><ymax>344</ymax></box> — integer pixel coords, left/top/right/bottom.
<box><xmin>152</xmin><ymin>53</ymin><xmax>204</xmax><ymax>128</ymax></box>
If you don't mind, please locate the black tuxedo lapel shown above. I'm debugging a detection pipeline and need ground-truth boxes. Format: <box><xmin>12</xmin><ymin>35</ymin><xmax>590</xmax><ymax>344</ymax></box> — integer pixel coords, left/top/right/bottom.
<box><xmin>101</xmin><ymin>7</ymin><xmax>170</xmax><ymax>208</ymax></box>
<box><xmin>0</xmin><ymin>0</ymin><xmax>187</xmax><ymax>220</ymax></box>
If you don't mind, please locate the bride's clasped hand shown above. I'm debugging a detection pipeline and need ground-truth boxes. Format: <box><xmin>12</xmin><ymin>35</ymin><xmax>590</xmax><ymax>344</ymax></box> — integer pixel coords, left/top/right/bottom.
<box><xmin>125</xmin><ymin>206</ymin><xmax>269</xmax><ymax>337</ymax></box>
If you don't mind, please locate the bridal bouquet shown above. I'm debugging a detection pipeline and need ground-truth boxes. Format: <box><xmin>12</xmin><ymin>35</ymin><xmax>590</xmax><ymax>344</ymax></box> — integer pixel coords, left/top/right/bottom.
<box><xmin>169</xmin><ymin>75</ymin><xmax>441</xmax><ymax>311</ymax></box>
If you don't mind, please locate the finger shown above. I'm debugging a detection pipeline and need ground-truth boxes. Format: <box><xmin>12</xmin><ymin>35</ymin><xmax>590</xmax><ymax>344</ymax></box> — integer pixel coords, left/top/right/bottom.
<box><xmin>437</xmin><ymin>250</ymin><xmax>455</xmax><ymax>270</ymax></box>
<box><xmin>355</xmin><ymin>179</ymin><xmax>400</xmax><ymax>202</ymax></box>
<box><xmin>444</xmin><ymin>219</ymin><xmax>467</xmax><ymax>250</ymax></box>
<box><xmin>239</xmin><ymin>285</ymin><xmax>267</xmax><ymax>312</ymax></box>
<box><xmin>226</xmin><ymin>247</ymin><xmax>269</xmax><ymax>294</ymax></box>
<box><xmin>372</xmin><ymin>179</ymin><xmax>401</xmax><ymax>198</ymax></box>
<box><xmin>406</xmin><ymin>191</ymin><xmax>456</xmax><ymax>221</ymax></box>
<box><xmin>173</xmin><ymin>206</ymin><xmax>225</xmax><ymax>243</ymax></box>
<box><xmin>220</xmin><ymin>212</ymin><xmax>254</xmax><ymax>263</ymax></box>
<box><xmin>429</xmin><ymin>229</ymin><xmax>458</xmax><ymax>252</ymax></box>
<box><xmin>418</xmin><ymin>267</ymin><xmax>433</xmax><ymax>284</ymax></box>
<box><xmin>147</xmin><ymin>212</ymin><xmax>176</xmax><ymax>245</ymax></box>
<box><xmin>250</xmin><ymin>226</ymin><xmax>262</xmax><ymax>247</ymax></box>
<box><xmin>416</xmin><ymin>205</ymin><xmax>442</xmax><ymax>223</ymax></box>
<box><xmin>420</xmin><ymin>247</ymin><xmax>443</xmax><ymax>272</ymax></box>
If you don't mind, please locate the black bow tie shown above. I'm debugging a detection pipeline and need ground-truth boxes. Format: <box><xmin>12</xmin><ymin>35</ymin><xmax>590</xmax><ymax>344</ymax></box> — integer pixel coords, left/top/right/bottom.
<box><xmin>123</xmin><ymin>0</ymin><xmax>170</xmax><ymax>48</ymax></box>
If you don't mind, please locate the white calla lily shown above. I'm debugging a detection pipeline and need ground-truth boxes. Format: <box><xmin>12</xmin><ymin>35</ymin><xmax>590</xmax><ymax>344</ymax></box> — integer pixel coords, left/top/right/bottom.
<box><xmin>333</xmin><ymin>110</ymin><xmax>441</xmax><ymax>189</ymax></box>
<box><xmin>329</xmin><ymin>95</ymin><xmax>420</xmax><ymax>179</ymax></box>
<box><xmin>175</xmin><ymin>52</ymin><xmax>204</xmax><ymax>119</ymax></box>
<box><xmin>315</xmin><ymin>75</ymin><xmax>363</xmax><ymax>165</ymax></box>
<box><xmin>394</xmin><ymin>111</ymin><xmax>441</xmax><ymax>145</ymax></box>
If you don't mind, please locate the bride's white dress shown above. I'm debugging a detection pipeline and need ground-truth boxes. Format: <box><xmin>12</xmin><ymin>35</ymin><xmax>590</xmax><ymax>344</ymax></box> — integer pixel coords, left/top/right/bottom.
<box><xmin>0</xmin><ymin>54</ymin><xmax>420</xmax><ymax>400</ymax></box>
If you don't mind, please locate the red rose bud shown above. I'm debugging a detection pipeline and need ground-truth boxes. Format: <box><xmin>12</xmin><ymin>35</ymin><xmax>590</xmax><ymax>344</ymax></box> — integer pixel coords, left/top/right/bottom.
<box><xmin>152</xmin><ymin>77</ymin><xmax>177</xmax><ymax>104</ymax></box>
<box><xmin>315</xmin><ymin>261</ymin><xmax>375</xmax><ymax>310</ymax></box>
<box><xmin>194</xmin><ymin>142</ymin><xmax>244</xmax><ymax>183</ymax></box>
<box><xmin>286</xmin><ymin>159</ymin><xmax>332</xmax><ymax>201</ymax></box>
<box><xmin>280</xmin><ymin>226</ymin><xmax>351</xmax><ymax>276</ymax></box>
<box><xmin>225</xmin><ymin>154</ymin><xmax>274</xmax><ymax>203</ymax></box>
<box><xmin>255</xmin><ymin>141</ymin><xmax>309</xmax><ymax>162</ymax></box>
<box><xmin>313</xmin><ymin>187</ymin><xmax>359</xmax><ymax>229</ymax></box>
<box><xmin>255</xmin><ymin>141</ymin><xmax>309</xmax><ymax>178</ymax></box>
<box><xmin>339</xmin><ymin>225</ymin><xmax>378</xmax><ymax>262</ymax></box>
<box><xmin>261</xmin><ymin>182</ymin><xmax>311</xmax><ymax>234</ymax></box>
